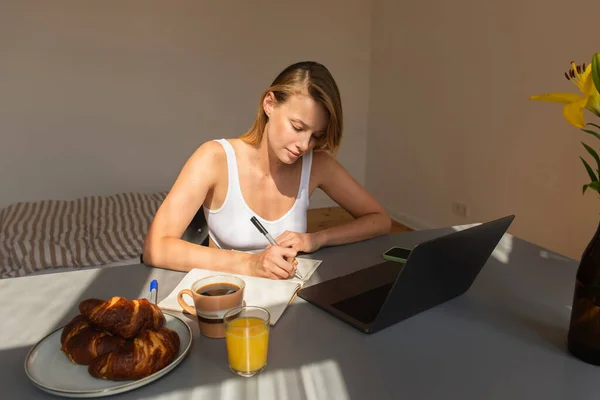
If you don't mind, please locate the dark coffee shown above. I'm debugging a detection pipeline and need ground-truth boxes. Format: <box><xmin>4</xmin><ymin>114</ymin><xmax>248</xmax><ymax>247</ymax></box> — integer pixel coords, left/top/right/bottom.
<box><xmin>196</xmin><ymin>282</ymin><xmax>239</xmax><ymax>297</ymax></box>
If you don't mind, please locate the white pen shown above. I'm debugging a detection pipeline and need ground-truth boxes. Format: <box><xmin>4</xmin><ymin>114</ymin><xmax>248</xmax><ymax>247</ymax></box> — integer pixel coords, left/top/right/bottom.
<box><xmin>250</xmin><ymin>216</ymin><xmax>304</xmax><ymax>279</ymax></box>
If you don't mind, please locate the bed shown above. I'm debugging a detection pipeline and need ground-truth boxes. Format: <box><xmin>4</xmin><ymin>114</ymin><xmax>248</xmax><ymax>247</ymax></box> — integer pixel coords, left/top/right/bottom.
<box><xmin>0</xmin><ymin>191</ymin><xmax>209</xmax><ymax>279</ymax></box>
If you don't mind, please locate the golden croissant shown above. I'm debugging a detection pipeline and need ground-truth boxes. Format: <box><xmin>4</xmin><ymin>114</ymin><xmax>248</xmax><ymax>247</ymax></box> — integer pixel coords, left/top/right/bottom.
<box><xmin>79</xmin><ymin>297</ymin><xmax>165</xmax><ymax>339</ymax></box>
<box><xmin>88</xmin><ymin>327</ymin><xmax>180</xmax><ymax>381</ymax></box>
<box><xmin>60</xmin><ymin>315</ymin><xmax>124</xmax><ymax>365</ymax></box>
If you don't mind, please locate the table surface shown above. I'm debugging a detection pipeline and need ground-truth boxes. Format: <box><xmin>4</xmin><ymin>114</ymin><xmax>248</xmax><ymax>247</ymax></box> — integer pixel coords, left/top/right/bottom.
<box><xmin>1</xmin><ymin>224</ymin><xmax>596</xmax><ymax>400</ymax></box>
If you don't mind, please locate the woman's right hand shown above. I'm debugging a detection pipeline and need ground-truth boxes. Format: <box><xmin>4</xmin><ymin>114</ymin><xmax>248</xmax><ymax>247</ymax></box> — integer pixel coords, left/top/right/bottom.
<box><xmin>248</xmin><ymin>245</ymin><xmax>298</xmax><ymax>279</ymax></box>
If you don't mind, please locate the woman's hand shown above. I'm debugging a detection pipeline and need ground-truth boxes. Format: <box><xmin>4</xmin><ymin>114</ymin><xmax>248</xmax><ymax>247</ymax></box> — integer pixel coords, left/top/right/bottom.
<box><xmin>275</xmin><ymin>231</ymin><xmax>322</xmax><ymax>253</ymax></box>
<box><xmin>248</xmin><ymin>245</ymin><xmax>298</xmax><ymax>279</ymax></box>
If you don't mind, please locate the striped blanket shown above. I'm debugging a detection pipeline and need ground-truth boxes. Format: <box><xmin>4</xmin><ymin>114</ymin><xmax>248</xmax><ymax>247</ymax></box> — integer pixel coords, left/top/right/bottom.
<box><xmin>0</xmin><ymin>192</ymin><xmax>167</xmax><ymax>279</ymax></box>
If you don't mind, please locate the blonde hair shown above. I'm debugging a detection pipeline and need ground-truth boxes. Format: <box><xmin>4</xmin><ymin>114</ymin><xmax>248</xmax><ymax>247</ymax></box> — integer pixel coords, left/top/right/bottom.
<box><xmin>239</xmin><ymin>61</ymin><xmax>343</xmax><ymax>154</ymax></box>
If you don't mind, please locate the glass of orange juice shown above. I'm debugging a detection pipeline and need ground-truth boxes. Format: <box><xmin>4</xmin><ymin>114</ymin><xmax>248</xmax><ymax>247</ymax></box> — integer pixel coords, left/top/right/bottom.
<box><xmin>223</xmin><ymin>306</ymin><xmax>270</xmax><ymax>377</ymax></box>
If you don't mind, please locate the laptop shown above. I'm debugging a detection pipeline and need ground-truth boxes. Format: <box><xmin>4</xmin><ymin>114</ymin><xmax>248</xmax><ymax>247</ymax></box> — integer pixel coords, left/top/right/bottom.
<box><xmin>297</xmin><ymin>215</ymin><xmax>515</xmax><ymax>334</ymax></box>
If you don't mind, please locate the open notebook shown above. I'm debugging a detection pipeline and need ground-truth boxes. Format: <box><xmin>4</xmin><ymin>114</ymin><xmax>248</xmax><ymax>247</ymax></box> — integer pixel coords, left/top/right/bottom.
<box><xmin>158</xmin><ymin>257</ymin><xmax>322</xmax><ymax>325</ymax></box>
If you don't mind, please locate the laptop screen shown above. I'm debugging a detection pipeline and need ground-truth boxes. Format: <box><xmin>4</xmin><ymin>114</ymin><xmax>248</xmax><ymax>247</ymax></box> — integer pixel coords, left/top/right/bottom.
<box><xmin>297</xmin><ymin>260</ymin><xmax>403</xmax><ymax>329</ymax></box>
<box><xmin>331</xmin><ymin>282</ymin><xmax>395</xmax><ymax>324</ymax></box>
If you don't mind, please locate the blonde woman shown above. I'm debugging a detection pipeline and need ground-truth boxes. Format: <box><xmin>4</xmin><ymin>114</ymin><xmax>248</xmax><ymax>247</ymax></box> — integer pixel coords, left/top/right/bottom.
<box><xmin>143</xmin><ymin>61</ymin><xmax>391</xmax><ymax>279</ymax></box>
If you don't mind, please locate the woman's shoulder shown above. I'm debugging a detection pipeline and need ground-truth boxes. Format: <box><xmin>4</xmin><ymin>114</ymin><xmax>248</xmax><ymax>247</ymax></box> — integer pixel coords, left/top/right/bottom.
<box><xmin>186</xmin><ymin>139</ymin><xmax>228</xmax><ymax>170</ymax></box>
<box><xmin>226</xmin><ymin>138</ymin><xmax>253</xmax><ymax>153</ymax></box>
<box><xmin>311</xmin><ymin>149</ymin><xmax>337</xmax><ymax>170</ymax></box>
<box><xmin>309</xmin><ymin>150</ymin><xmax>340</xmax><ymax>185</ymax></box>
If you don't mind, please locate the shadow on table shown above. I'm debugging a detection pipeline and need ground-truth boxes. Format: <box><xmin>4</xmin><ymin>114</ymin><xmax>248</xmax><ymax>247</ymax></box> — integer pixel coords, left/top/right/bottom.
<box><xmin>440</xmin><ymin>234</ymin><xmax>576</xmax><ymax>356</ymax></box>
<box><xmin>47</xmin><ymin>264</ymin><xmax>157</xmax><ymax>328</ymax></box>
<box><xmin>5</xmin><ymin>264</ymin><xmax>391</xmax><ymax>400</ymax></box>
<box><xmin>5</xmin><ymin>228</ymin><xmax>583</xmax><ymax>399</ymax></box>
<box><xmin>8</xmin><ymin>304</ymin><xmax>390</xmax><ymax>400</ymax></box>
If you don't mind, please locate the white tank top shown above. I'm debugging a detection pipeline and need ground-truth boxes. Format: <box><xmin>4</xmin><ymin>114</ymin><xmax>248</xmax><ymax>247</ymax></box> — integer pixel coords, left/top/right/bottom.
<box><xmin>203</xmin><ymin>139</ymin><xmax>312</xmax><ymax>251</ymax></box>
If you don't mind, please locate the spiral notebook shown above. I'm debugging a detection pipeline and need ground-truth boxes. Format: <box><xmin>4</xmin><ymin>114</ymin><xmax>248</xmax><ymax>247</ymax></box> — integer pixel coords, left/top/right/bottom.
<box><xmin>158</xmin><ymin>257</ymin><xmax>322</xmax><ymax>325</ymax></box>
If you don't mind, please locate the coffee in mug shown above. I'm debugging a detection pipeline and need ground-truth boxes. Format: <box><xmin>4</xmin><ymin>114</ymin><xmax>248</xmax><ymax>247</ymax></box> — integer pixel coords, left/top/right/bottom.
<box><xmin>177</xmin><ymin>275</ymin><xmax>245</xmax><ymax>338</ymax></box>
<box><xmin>196</xmin><ymin>282</ymin><xmax>240</xmax><ymax>297</ymax></box>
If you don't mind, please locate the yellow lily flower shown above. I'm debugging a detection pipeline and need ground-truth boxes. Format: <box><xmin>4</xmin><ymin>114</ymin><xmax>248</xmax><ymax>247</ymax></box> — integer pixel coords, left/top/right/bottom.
<box><xmin>530</xmin><ymin>61</ymin><xmax>600</xmax><ymax>128</ymax></box>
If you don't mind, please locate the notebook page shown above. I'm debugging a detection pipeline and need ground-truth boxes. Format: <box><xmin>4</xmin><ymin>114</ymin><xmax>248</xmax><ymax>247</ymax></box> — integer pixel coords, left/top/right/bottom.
<box><xmin>231</xmin><ymin>250</ymin><xmax>322</xmax><ymax>283</ymax></box>
<box><xmin>159</xmin><ymin>268</ymin><xmax>300</xmax><ymax>325</ymax></box>
<box><xmin>287</xmin><ymin>257</ymin><xmax>322</xmax><ymax>286</ymax></box>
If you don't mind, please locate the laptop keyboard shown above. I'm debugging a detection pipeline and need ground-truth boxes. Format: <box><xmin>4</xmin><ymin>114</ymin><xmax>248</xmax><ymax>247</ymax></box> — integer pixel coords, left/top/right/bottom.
<box><xmin>331</xmin><ymin>282</ymin><xmax>394</xmax><ymax>325</ymax></box>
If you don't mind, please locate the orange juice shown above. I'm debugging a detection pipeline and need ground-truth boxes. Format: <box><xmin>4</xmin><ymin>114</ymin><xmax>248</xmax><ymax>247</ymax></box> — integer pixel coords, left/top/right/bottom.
<box><xmin>225</xmin><ymin>316</ymin><xmax>269</xmax><ymax>374</ymax></box>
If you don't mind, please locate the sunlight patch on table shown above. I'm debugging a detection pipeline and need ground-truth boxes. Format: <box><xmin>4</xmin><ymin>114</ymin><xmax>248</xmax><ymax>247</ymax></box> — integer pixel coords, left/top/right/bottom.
<box><xmin>451</xmin><ymin>223</ymin><xmax>482</xmax><ymax>232</ymax></box>
<box><xmin>0</xmin><ymin>269</ymin><xmax>103</xmax><ymax>351</ymax></box>
<box><xmin>539</xmin><ymin>250</ymin><xmax>572</xmax><ymax>263</ymax></box>
<box><xmin>491</xmin><ymin>234</ymin><xmax>512</xmax><ymax>264</ymax></box>
<box><xmin>164</xmin><ymin>359</ymin><xmax>349</xmax><ymax>400</ymax></box>
<box><xmin>300</xmin><ymin>359</ymin><xmax>349</xmax><ymax>400</ymax></box>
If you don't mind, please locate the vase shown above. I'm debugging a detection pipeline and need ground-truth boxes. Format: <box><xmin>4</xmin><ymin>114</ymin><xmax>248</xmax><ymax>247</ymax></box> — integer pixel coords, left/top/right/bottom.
<box><xmin>567</xmin><ymin>221</ymin><xmax>600</xmax><ymax>365</ymax></box>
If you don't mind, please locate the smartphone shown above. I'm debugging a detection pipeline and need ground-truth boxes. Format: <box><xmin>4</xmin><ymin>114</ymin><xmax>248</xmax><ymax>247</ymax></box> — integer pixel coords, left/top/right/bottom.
<box><xmin>382</xmin><ymin>246</ymin><xmax>412</xmax><ymax>263</ymax></box>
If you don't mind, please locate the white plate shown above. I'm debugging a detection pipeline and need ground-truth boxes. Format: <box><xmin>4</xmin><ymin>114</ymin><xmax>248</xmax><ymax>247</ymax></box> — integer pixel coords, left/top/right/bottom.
<box><xmin>24</xmin><ymin>312</ymin><xmax>192</xmax><ymax>398</ymax></box>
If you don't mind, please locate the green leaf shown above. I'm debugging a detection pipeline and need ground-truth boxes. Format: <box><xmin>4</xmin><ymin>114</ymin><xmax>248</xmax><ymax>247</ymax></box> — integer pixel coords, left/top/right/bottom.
<box><xmin>593</xmin><ymin>53</ymin><xmax>600</xmax><ymax>95</ymax></box>
<box><xmin>587</xmin><ymin>123</ymin><xmax>600</xmax><ymax>131</ymax></box>
<box><xmin>582</xmin><ymin>142</ymin><xmax>600</xmax><ymax>173</ymax></box>
<box><xmin>583</xmin><ymin>181</ymin><xmax>600</xmax><ymax>195</ymax></box>
<box><xmin>581</xmin><ymin>156</ymin><xmax>598</xmax><ymax>182</ymax></box>
<box><xmin>582</xmin><ymin>129</ymin><xmax>600</xmax><ymax>141</ymax></box>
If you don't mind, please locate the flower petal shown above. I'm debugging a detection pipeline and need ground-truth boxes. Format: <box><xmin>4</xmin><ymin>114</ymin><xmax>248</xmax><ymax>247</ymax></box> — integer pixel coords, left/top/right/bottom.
<box><xmin>585</xmin><ymin>94</ymin><xmax>600</xmax><ymax>117</ymax></box>
<box><xmin>563</xmin><ymin>98</ymin><xmax>588</xmax><ymax>128</ymax></box>
<box><xmin>529</xmin><ymin>92</ymin><xmax>584</xmax><ymax>104</ymax></box>
<box><xmin>580</xmin><ymin>64</ymin><xmax>595</xmax><ymax>97</ymax></box>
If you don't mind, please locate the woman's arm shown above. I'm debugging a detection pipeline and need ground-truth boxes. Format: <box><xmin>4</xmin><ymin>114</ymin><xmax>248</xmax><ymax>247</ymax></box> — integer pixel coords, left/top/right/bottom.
<box><xmin>142</xmin><ymin>142</ymin><xmax>297</xmax><ymax>279</ymax></box>
<box><xmin>276</xmin><ymin>152</ymin><xmax>391</xmax><ymax>253</ymax></box>
<box><xmin>142</xmin><ymin>142</ymin><xmax>250</xmax><ymax>273</ymax></box>
<box><xmin>310</xmin><ymin>152</ymin><xmax>392</xmax><ymax>249</ymax></box>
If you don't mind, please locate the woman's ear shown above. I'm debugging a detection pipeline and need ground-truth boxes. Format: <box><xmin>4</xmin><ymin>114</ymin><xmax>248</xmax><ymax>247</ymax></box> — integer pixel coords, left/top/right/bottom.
<box><xmin>263</xmin><ymin>92</ymin><xmax>276</xmax><ymax>117</ymax></box>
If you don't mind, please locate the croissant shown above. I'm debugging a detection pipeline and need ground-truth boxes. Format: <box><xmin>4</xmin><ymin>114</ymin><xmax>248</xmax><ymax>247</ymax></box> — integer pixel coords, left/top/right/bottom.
<box><xmin>79</xmin><ymin>297</ymin><xmax>165</xmax><ymax>339</ymax></box>
<box><xmin>88</xmin><ymin>327</ymin><xmax>180</xmax><ymax>381</ymax></box>
<box><xmin>60</xmin><ymin>315</ymin><xmax>124</xmax><ymax>365</ymax></box>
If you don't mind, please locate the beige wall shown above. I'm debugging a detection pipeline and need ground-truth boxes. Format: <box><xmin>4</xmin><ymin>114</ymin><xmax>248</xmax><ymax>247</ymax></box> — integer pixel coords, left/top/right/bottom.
<box><xmin>0</xmin><ymin>1</ymin><xmax>371</xmax><ymax>210</ymax></box>
<box><xmin>367</xmin><ymin>0</ymin><xmax>600</xmax><ymax>259</ymax></box>
<box><xmin>3</xmin><ymin>0</ymin><xmax>596</xmax><ymax>260</ymax></box>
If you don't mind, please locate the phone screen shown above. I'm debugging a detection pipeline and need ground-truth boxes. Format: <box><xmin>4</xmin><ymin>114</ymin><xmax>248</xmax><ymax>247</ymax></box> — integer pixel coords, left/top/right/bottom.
<box><xmin>384</xmin><ymin>247</ymin><xmax>412</xmax><ymax>259</ymax></box>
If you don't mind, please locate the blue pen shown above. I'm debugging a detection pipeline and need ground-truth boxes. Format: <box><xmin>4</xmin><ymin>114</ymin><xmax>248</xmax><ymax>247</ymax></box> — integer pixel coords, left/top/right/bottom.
<box><xmin>150</xmin><ymin>279</ymin><xmax>158</xmax><ymax>304</ymax></box>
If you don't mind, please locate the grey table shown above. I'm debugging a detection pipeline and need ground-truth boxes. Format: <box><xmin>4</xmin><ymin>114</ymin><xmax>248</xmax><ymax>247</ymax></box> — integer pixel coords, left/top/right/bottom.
<box><xmin>0</xmin><ymin>226</ymin><xmax>596</xmax><ymax>399</ymax></box>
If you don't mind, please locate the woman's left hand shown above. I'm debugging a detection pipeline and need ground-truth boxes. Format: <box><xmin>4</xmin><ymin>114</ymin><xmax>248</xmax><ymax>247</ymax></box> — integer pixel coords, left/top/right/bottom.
<box><xmin>275</xmin><ymin>231</ymin><xmax>322</xmax><ymax>254</ymax></box>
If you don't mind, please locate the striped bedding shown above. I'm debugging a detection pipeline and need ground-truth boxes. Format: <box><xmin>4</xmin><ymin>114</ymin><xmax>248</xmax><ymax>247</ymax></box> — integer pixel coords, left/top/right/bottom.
<box><xmin>0</xmin><ymin>192</ymin><xmax>167</xmax><ymax>279</ymax></box>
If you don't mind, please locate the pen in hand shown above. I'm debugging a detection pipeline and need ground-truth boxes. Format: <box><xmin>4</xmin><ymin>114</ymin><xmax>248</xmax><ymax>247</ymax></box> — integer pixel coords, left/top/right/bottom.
<box><xmin>250</xmin><ymin>216</ymin><xmax>303</xmax><ymax>280</ymax></box>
